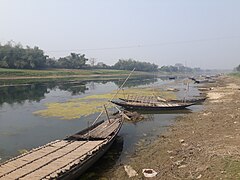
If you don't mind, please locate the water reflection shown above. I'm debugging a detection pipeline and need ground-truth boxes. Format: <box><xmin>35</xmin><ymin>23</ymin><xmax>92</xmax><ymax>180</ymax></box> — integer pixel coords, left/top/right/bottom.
<box><xmin>0</xmin><ymin>75</ymin><xmax>201</xmax><ymax>178</ymax></box>
<box><xmin>0</xmin><ymin>84</ymin><xmax>48</xmax><ymax>105</ymax></box>
<box><xmin>113</xmin><ymin>76</ymin><xmax>157</xmax><ymax>88</ymax></box>
<box><xmin>0</xmin><ymin>76</ymin><xmax>158</xmax><ymax>105</ymax></box>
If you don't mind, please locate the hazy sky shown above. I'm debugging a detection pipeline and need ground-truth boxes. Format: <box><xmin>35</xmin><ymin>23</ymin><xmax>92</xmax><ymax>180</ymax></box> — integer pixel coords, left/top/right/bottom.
<box><xmin>1</xmin><ymin>0</ymin><xmax>240</xmax><ymax>69</ymax></box>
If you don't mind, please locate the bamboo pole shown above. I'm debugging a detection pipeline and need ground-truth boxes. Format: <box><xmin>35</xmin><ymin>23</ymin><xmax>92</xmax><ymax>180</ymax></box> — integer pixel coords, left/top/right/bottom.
<box><xmin>92</xmin><ymin>68</ymin><xmax>135</xmax><ymax>125</ymax></box>
<box><xmin>104</xmin><ymin>105</ymin><xmax>110</xmax><ymax>123</ymax></box>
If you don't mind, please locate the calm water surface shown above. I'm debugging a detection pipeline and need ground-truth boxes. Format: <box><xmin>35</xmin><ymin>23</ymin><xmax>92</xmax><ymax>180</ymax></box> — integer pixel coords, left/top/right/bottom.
<box><xmin>0</xmin><ymin>76</ymin><xmax>202</xmax><ymax>178</ymax></box>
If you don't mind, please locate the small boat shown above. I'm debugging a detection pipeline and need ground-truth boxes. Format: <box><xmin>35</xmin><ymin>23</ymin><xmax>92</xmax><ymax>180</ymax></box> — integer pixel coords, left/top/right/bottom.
<box><xmin>165</xmin><ymin>97</ymin><xmax>207</xmax><ymax>104</ymax></box>
<box><xmin>198</xmin><ymin>87</ymin><xmax>213</xmax><ymax>91</ymax></box>
<box><xmin>0</xmin><ymin>116</ymin><xmax>123</xmax><ymax>180</ymax></box>
<box><xmin>168</xmin><ymin>76</ymin><xmax>176</xmax><ymax>80</ymax></box>
<box><xmin>119</xmin><ymin>96</ymin><xmax>207</xmax><ymax>104</ymax></box>
<box><xmin>166</xmin><ymin>88</ymin><xmax>180</xmax><ymax>92</ymax></box>
<box><xmin>111</xmin><ymin>100</ymin><xmax>194</xmax><ymax>111</ymax></box>
<box><xmin>189</xmin><ymin>77</ymin><xmax>216</xmax><ymax>84</ymax></box>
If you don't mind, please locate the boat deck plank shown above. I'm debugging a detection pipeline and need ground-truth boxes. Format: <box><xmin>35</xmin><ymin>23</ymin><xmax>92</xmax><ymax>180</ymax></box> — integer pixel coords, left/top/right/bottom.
<box><xmin>72</xmin><ymin>119</ymin><xmax>120</xmax><ymax>139</ymax></box>
<box><xmin>0</xmin><ymin>118</ymin><xmax>122</xmax><ymax>179</ymax></box>
<box><xmin>0</xmin><ymin>140</ymin><xmax>69</xmax><ymax>177</ymax></box>
<box><xmin>0</xmin><ymin>141</ymin><xmax>89</xmax><ymax>179</ymax></box>
<box><xmin>18</xmin><ymin>140</ymin><xmax>105</xmax><ymax>180</ymax></box>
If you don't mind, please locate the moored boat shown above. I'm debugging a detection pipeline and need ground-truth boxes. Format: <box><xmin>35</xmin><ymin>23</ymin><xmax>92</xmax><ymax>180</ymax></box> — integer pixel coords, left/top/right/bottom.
<box><xmin>111</xmin><ymin>100</ymin><xmax>195</xmax><ymax>111</ymax></box>
<box><xmin>119</xmin><ymin>96</ymin><xmax>207</xmax><ymax>104</ymax></box>
<box><xmin>0</xmin><ymin>116</ymin><xmax>123</xmax><ymax>180</ymax></box>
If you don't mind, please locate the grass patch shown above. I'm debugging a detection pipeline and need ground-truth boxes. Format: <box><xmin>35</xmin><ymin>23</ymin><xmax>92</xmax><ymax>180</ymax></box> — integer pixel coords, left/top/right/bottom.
<box><xmin>34</xmin><ymin>87</ymin><xmax>175</xmax><ymax>120</ymax></box>
<box><xmin>223</xmin><ymin>158</ymin><xmax>240</xmax><ymax>178</ymax></box>
<box><xmin>229</xmin><ymin>72</ymin><xmax>240</xmax><ymax>78</ymax></box>
<box><xmin>0</xmin><ymin>68</ymin><xmax>148</xmax><ymax>78</ymax></box>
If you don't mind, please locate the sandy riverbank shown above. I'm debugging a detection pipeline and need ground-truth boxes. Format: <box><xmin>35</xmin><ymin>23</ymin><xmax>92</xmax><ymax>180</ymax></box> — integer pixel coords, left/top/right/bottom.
<box><xmin>106</xmin><ymin>76</ymin><xmax>240</xmax><ymax>179</ymax></box>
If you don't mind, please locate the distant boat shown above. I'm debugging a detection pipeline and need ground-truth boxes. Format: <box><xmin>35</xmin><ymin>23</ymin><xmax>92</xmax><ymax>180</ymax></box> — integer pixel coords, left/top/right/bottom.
<box><xmin>0</xmin><ymin>116</ymin><xmax>123</xmax><ymax>180</ymax></box>
<box><xmin>166</xmin><ymin>88</ymin><xmax>180</xmax><ymax>92</ymax></box>
<box><xmin>111</xmin><ymin>100</ymin><xmax>194</xmax><ymax>111</ymax></box>
<box><xmin>189</xmin><ymin>77</ymin><xmax>216</xmax><ymax>84</ymax></box>
<box><xmin>168</xmin><ymin>76</ymin><xmax>176</xmax><ymax>80</ymax></box>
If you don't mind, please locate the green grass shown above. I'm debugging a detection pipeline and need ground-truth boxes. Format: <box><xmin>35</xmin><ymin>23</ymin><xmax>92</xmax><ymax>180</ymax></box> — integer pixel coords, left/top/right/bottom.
<box><xmin>0</xmin><ymin>68</ymin><xmax>146</xmax><ymax>78</ymax></box>
<box><xmin>229</xmin><ymin>72</ymin><xmax>240</xmax><ymax>78</ymax></box>
<box><xmin>223</xmin><ymin>158</ymin><xmax>240</xmax><ymax>179</ymax></box>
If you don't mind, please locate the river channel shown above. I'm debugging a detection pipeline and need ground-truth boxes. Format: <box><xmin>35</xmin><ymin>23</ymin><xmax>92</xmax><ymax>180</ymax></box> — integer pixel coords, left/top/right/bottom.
<box><xmin>0</xmin><ymin>76</ymin><xmax>202</xmax><ymax>179</ymax></box>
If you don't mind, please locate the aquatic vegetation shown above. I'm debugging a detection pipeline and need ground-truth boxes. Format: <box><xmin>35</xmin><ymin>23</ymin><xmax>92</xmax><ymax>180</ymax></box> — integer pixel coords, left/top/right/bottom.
<box><xmin>18</xmin><ymin>149</ymin><xmax>28</xmax><ymax>155</ymax></box>
<box><xmin>34</xmin><ymin>87</ymin><xmax>175</xmax><ymax>120</ymax></box>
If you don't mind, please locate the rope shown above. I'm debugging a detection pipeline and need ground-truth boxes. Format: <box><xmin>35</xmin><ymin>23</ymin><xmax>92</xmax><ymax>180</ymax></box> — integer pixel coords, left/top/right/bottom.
<box><xmin>92</xmin><ymin>68</ymin><xmax>135</xmax><ymax>125</ymax></box>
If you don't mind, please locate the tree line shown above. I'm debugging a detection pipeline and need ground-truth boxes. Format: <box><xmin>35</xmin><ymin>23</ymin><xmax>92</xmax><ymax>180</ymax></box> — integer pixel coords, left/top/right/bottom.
<box><xmin>1</xmin><ymin>42</ymin><xmax>210</xmax><ymax>72</ymax></box>
<box><xmin>159</xmin><ymin>64</ymin><xmax>203</xmax><ymax>73</ymax></box>
<box><xmin>235</xmin><ymin>64</ymin><xmax>240</xmax><ymax>72</ymax></box>
<box><xmin>0</xmin><ymin>42</ymin><xmax>159</xmax><ymax>72</ymax></box>
<box><xmin>0</xmin><ymin>43</ymin><xmax>88</xmax><ymax>69</ymax></box>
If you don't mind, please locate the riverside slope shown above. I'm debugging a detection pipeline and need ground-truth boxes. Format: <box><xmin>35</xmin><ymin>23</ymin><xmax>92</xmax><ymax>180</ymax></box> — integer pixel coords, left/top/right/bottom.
<box><xmin>107</xmin><ymin>76</ymin><xmax>240</xmax><ymax>179</ymax></box>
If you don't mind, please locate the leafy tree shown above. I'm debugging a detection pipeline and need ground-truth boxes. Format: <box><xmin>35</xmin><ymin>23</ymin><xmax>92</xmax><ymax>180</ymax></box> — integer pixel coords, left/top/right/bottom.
<box><xmin>159</xmin><ymin>65</ymin><xmax>201</xmax><ymax>73</ymax></box>
<box><xmin>0</xmin><ymin>42</ymin><xmax>47</xmax><ymax>69</ymax></box>
<box><xmin>58</xmin><ymin>53</ymin><xmax>88</xmax><ymax>69</ymax></box>
<box><xmin>236</xmin><ymin>64</ymin><xmax>240</xmax><ymax>71</ymax></box>
<box><xmin>112</xmin><ymin>59</ymin><xmax>158</xmax><ymax>72</ymax></box>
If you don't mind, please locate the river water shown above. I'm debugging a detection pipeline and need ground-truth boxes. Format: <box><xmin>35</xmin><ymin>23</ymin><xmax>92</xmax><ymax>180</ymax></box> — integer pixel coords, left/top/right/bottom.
<box><xmin>0</xmin><ymin>76</ymin><xmax>202</xmax><ymax>179</ymax></box>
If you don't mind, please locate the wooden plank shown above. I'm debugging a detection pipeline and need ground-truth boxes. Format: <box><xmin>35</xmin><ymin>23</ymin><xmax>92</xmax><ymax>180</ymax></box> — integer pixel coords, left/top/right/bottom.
<box><xmin>1</xmin><ymin>141</ymin><xmax>86</xmax><ymax>180</ymax></box>
<box><xmin>0</xmin><ymin>140</ymin><xmax>69</xmax><ymax>177</ymax></box>
<box><xmin>19</xmin><ymin>140</ymin><xmax>105</xmax><ymax>180</ymax></box>
<box><xmin>91</xmin><ymin>121</ymin><xmax>119</xmax><ymax>138</ymax></box>
<box><xmin>75</xmin><ymin>120</ymin><xmax>118</xmax><ymax>139</ymax></box>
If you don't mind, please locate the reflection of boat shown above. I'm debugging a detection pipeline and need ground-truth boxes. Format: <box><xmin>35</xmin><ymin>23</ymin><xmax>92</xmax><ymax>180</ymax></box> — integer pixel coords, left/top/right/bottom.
<box><xmin>0</xmin><ymin>117</ymin><xmax>123</xmax><ymax>179</ymax></box>
<box><xmin>111</xmin><ymin>100</ymin><xmax>194</xmax><ymax>111</ymax></box>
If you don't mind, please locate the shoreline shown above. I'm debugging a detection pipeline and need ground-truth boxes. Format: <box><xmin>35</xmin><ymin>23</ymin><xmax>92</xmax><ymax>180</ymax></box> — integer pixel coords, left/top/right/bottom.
<box><xmin>0</xmin><ymin>73</ymin><xmax>136</xmax><ymax>80</ymax></box>
<box><xmin>0</xmin><ymin>68</ymin><xmax>153</xmax><ymax>80</ymax></box>
<box><xmin>105</xmin><ymin>76</ymin><xmax>240</xmax><ymax>179</ymax></box>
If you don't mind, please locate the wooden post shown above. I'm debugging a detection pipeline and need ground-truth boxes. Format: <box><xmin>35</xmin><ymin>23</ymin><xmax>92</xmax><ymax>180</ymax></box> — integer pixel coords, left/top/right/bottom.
<box><xmin>104</xmin><ymin>105</ymin><xmax>111</xmax><ymax>123</ymax></box>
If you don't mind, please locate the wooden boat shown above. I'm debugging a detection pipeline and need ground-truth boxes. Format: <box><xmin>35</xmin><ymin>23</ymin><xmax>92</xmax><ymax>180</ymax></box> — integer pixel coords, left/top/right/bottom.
<box><xmin>166</xmin><ymin>88</ymin><xmax>179</xmax><ymax>92</ymax></box>
<box><xmin>119</xmin><ymin>96</ymin><xmax>207</xmax><ymax>104</ymax></box>
<box><xmin>168</xmin><ymin>76</ymin><xmax>176</xmax><ymax>80</ymax></box>
<box><xmin>111</xmin><ymin>100</ymin><xmax>194</xmax><ymax>111</ymax></box>
<box><xmin>0</xmin><ymin>116</ymin><xmax>123</xmax><ymax>180</ymax></box>
<box><xmin>189</xmin><ymin>77</ymin><xmax>216</xmax><ymax>84</ymax></box>
<box><xmin>164</xmin><ymin>97</ymin><xmax>207</xmax><ymax>104</ymax></box>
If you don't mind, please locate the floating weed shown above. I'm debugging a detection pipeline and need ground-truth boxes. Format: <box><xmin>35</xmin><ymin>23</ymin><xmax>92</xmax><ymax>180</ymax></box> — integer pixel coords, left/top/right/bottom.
<box><xmin>34</xmin><ymin>100</ymin><xmax>113</xmax><ymax>120</ymax></box>
<box><xmin>34</xmin><ymin>87</ymin><xmax>175</xmax><ymax>120</ymax></box>
<box><xmin>18</xmin><ymin>149</ymin><xmax>28</xmax><ymax>155</ymax></box>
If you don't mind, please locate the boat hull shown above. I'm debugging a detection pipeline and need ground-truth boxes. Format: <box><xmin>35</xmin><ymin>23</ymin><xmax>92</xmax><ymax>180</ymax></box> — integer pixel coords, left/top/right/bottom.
<box><xmin>59</xmin><ymin>119</ymin><xmax>123</xmax><ymax>179</ymax></box>
<box><xmin>119</xmin><ymin>97</ymin><xmax>206</xmax><ymax>104</ymax></box>
<box><xmin>59</xmin><ymin>134</ymin><xmax>118</xmax><ymax>180</ymax></box>
<box><xmin>0</xmin><ymin>118</ymin><xmax>123</xmax><ymax>180</ymax></box>
<box><xmin>111</xmin><ymin>101</ymin><xmax>194</xmax><ymax>111</ymax></box>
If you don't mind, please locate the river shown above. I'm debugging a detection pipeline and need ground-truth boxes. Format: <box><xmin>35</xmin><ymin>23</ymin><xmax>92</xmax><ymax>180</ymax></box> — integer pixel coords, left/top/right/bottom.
<box><xmin>0</xmin><ymin>76</ymin><xmax>202</xmax><ymax>179</ymax></box>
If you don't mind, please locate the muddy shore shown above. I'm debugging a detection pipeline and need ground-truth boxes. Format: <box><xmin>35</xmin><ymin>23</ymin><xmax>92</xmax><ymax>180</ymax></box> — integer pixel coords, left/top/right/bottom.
<box><xmin>104</xmin><ymin>76</ymin><xmax>240</xmax><ymax>179</ymax></box>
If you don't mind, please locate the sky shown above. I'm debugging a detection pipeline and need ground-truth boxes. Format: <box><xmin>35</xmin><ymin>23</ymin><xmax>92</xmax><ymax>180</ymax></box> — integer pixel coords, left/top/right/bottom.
<box><xmin>0</xmin><ymin>0</ymin><xmax>240</xmax><ymax>69</ymax></box>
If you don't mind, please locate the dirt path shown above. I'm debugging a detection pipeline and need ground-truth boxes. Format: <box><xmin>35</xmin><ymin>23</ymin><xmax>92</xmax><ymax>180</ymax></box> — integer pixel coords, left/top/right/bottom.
<box><xmin>107</xmin><ymin>76</ymin><xmax>240</xmax><ymax>179</ymax></box>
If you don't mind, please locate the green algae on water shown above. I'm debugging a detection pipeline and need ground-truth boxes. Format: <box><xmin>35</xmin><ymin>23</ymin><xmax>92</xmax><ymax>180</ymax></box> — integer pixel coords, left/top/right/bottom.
<box><xmin>34</xmin><ymin>87</ymin><xmax>175</xmax><ymax>120</ymax></box>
